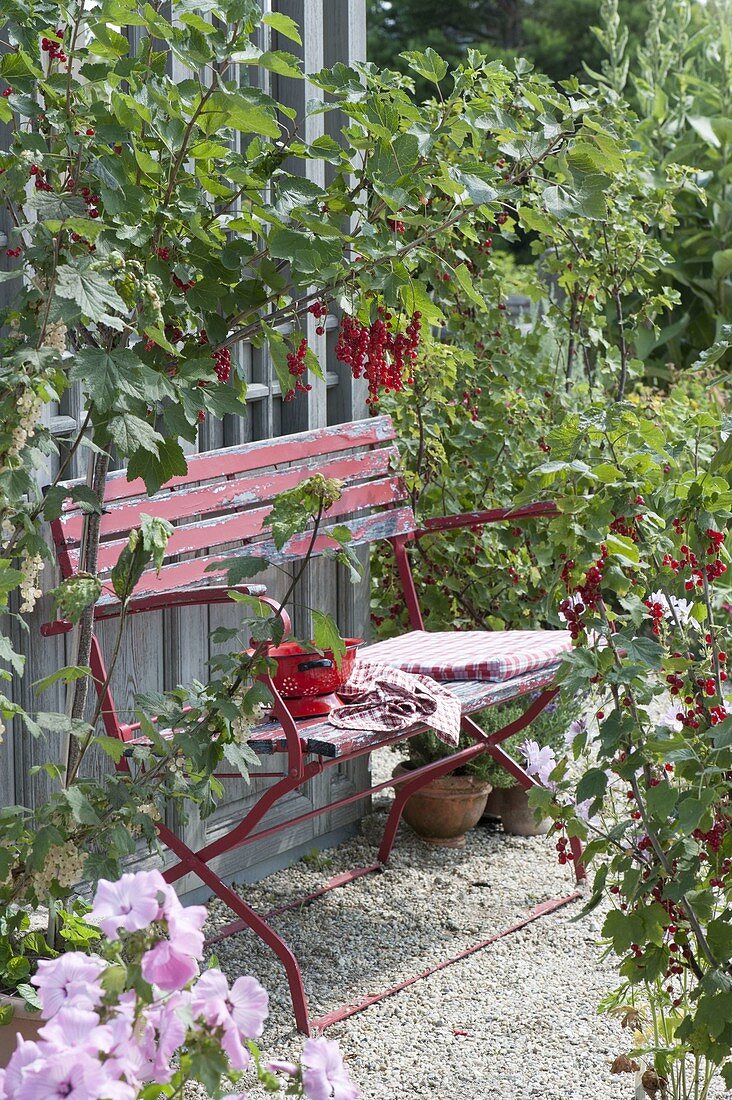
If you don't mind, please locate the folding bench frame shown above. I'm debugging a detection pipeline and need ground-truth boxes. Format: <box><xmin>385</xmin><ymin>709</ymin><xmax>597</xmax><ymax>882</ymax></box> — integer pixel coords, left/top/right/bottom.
<box><xmin>42</xmin><ymin>416</ymin><xmax>584</xmax><ymax>1035</ymax></box>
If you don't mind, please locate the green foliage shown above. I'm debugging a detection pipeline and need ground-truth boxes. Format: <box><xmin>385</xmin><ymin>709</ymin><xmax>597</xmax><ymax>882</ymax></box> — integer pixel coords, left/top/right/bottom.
<box><xmin>405</xmin><ymin>692</ymin><xmax>582</xmax><ymax>785</ymax></box>
<box><xmin>517</xmin><ymin>400</ymin><xmax>732</xmax><ymax>1094</ymax></box>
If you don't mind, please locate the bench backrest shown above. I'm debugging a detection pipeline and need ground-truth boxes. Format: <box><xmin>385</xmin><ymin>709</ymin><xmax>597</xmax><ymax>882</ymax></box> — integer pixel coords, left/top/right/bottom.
<box><xmin>51</xmin><ymin>415</ymin><xmax>416</xmax><ymax>605</ymax></box>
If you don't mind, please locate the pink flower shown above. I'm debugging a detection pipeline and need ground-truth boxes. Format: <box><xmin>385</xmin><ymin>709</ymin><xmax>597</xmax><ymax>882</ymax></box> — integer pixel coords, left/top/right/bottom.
<box><xmin>228</xmin><ymin>976</ymin><xmax>268</xmax><ymax>1039</ymax></box>
<box><xmin>141</xmin><ymin>940</ymin><xmax>198</xmax><ymax>992</ymax></box>
<box><xmin>191</xmin><ymin>970</ymin><xmax>268</xmax><ymax>1039</ymax></box>
<box><xmin>301</xmin><ymin>1038</ymin><xmax>360</xmax><ymax>1100</ymax></box>
<box><xmin>190</xmin><ymin>970</ymin><xmax>267</xmax><ymax>1072</ymax></box>
<box><xmin>3</xmin><ymin>1039</ymin><xmax>41</xmax><ymax>1100</ymax></box>
<box><xmin>90</xmin><ymin>870</ymin><xmax>167</xmax><ymax>938</ymax></box>
<box><xmin>519</xmin><ymin>739</ymin><xmax>557</xmax><ymax>789</ymax></box>
<box><xmin>31</xmin><ymin>954</ymin><xmax>105</xmax><ymax>1018</ymax></box>
<box><xmin>266</xmin><ymin>1059</ymin><xmax>299</xmax><ymax>1077</ymax></box>
<box><xmin>9</xmin><ymin>1052</ymin><xmax>109</xmax><ymax>1100</ymax></box>
<box><xmin>37</xmin><ymin>1007</ymin><xmax>109</xmax><ymax>1055</ymax></box>
<box><xmin>161</xmin><ymin>891</ymin><xmax>207</xmax><ymax>958</ymax></box>
<box><xmin>143</xmin><ymin>992</ymin><xmax>191</xmax><ymax>1082</ymax></box>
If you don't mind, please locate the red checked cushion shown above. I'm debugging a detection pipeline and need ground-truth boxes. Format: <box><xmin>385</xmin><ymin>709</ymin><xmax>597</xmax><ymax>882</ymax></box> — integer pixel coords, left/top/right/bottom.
<box><xmin>358</xmin><ymin>629</ymin><xmax>572</xmax><ymax>682</ymax></box>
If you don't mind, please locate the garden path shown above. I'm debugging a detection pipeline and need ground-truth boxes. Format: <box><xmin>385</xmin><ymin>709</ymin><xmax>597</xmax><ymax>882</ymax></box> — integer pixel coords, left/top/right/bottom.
<box><xmin>203</xmin><ymin>748</ymin><xmax>720</xmax><ymax>1100</ymax></box>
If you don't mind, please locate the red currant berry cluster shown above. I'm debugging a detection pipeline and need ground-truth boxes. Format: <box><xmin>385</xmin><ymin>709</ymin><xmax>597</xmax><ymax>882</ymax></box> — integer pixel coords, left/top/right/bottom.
<box><xmin>307</xmin><ymin>300</ymin><xmax>328</xmax><ymax>336</ymax></box>
<box><xmin>156</xmin><ymin>247</ymin><xmax>171</xmax><ymax>262</ymax></box>
<box><xmin>335</xmin><ymin>308</ymin><xmax>421</xmax><ymax>407</ymax></box>
<box><xmin>477</xmin><ymin>236</ymin><xmax>493</xmax><ymax>254</ymax></box>
<box><xmin>42</xmin><ymin>30</ymin><xmax>67</xmax><ymax>64</ymax></box>
<box><xmin>1</xmin><ymin>87</ymin><xmax>12</xmax><ymax>98</ymax></box>
<box><xmin>5</xmin><ymin>246</ymin><xmax>21</xmax><ymax>258</ymax></box>
<box><xmin>553</xmin><ymin>822</ymin><xmax>575</xmax><ymax>866</ymax></box>
<box><xmin>30</xmin><ymin>165</ymin><xmax>53</xmax><ymax>192</ymax></box>
<box><xmin>198</xmin><ymin>329</ymin><xmax>232</xmax><ymax>384</ymax></box>
<box><xmin>496</xmin><ymin>211</ymin><xmax>509</xmax><ymax>225</ymax></box>
<box><xmin>538</xmin><ymin>436</ymin><xmax>551</xmax><ymax>453</ymax></box>
<box><xmin>78</xmin><ymin>185</ymin><xmax>100</xmax><ymax>218</ymax></box>
<box><xmin>284</xmin><ymin>338</ymin><xmax>311</xmax><ymax>401</ymax></box>
<box><xmin>172</xmin><ymin>273</ymin><xmax>196</xmax><ymax>293</ymax></box>
<box><xmin>386</xmin><ymin>214</ymin><xmax>405</xmax><ymax>233</ymax></box>
<box><xmin>644</xmin><ymin>598</ymin><xmax>664</xmax><ymax>637</ymax></box>
<box><xmin>70</xmin><ymin>231</ymin><xmax>95</xmax><ymax>253</ymax></box>
<box><xmin>693</xmin><ymin>816</ymin><xmax>729</xmax><ymax>854</ymax></box>
<box><xmin>610</xmin><ymin>513</ymin><xmax>639</xmax><ymax>542</ymax></box>
<box><xmin>558</xmin><ymin>546</ymin><xmax>608</xmax><ymax>639</ymax></box>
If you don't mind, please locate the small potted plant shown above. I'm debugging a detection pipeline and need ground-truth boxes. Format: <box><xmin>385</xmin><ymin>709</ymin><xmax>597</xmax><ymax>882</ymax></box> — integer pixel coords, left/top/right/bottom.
<box><xmin>473</xmin><ymin>693</ymin><xmax>584</xmax><ymax>835</ymax></box>
<box><xmin>392</xmin><ymin>732</ymin><xmax>495</xmax><ymax>848</ymax></box>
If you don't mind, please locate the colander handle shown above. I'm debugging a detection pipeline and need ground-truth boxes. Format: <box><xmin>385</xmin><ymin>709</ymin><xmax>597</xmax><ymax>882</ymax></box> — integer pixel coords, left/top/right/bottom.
<box><xmin>297</xmin><ymin>658</ymin><xmax>334</xmax><ymax>671</ymax></box>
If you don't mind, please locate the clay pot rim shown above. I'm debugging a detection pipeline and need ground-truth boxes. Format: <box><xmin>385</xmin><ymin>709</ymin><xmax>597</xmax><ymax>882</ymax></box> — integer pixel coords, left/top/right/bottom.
<box><xmin>0</xmin><ymin>992</ymin><xmax>41</xmax><ymax>1021</ymax></box>
<box><xmin>393</xmin><ymin>761</ymin><xmax>491</xmax><ymax>796</ymax></box>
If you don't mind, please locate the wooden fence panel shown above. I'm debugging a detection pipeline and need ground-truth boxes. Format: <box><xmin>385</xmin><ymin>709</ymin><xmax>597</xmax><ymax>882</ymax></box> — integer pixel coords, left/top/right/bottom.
<box><xmin>3</xmin><ymin>0</ymin><xmax>371</xmax><ymax>896</ymax></box>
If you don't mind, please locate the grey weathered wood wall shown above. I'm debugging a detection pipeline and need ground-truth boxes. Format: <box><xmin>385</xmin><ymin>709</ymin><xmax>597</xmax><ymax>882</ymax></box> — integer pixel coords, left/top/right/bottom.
<box><xmin>2</xmin><ymin>0</ymin><xmax>371</xmax><ymax>898</ymax></box>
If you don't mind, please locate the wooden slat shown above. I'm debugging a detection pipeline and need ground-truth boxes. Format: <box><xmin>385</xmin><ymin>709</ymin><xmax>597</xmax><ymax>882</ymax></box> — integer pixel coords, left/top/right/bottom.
<box><xmin>60</xmin><ymin>415</ymin><xmax>396</xmax><ymax>506</ymax></box>
<box><xmin>94</xmin><ymin>506</ymin><xmax>417</xmax><ymax>605</ymax></box>
<box><xmin>58</xmin><ymin>446</ymin><xmax>401</xmax><ymax>544</ymax></box>
<box><xmin>68</xmin><ymin>476</ymin><xmax>409</xmax><ymax>575</ymax></box>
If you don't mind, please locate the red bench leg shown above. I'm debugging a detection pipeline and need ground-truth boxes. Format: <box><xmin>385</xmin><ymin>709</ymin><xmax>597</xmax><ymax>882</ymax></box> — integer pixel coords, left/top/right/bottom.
<box><xmin>157</xmin><ymin>822</ymin><xmax>313</xmax><ymax>1036</ymax></box>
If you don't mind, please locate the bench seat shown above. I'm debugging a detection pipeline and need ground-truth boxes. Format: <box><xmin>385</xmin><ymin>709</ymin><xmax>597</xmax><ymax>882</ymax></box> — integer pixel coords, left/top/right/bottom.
<box><xmin>246</xmin><ymin>661</ymin><xmax>563</xmax><ymax>757</ymax></box>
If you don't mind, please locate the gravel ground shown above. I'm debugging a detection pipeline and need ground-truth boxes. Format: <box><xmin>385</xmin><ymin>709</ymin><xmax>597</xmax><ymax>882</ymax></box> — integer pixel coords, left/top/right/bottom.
<box><xmin>202</xmin><ymin>749</ymin><xmax>656</xmax><ymax>1100</ymax></box>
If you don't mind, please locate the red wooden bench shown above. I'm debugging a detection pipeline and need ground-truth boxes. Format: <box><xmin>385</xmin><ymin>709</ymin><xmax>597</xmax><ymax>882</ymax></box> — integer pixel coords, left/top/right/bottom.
<box><xmin>42</xmin><ymin>414</ymin><xmax>583</xmax><ymax>1035</ymax></box>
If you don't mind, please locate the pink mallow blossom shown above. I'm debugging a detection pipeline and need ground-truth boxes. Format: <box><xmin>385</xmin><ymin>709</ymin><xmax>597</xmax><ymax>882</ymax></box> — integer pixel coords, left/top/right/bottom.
<box><xmin>90</xmin><ymin>869</ymin><xmax>168</xmax><ymax>938</ymax></box>
<box><xmin>30</xmin><ymin>953</ymin><xmax>105</xmax><ymax>1018</ymax></box>
<box><xmin>141</xmin><ymin>939</ymin><xmax>198</xmax><ymax>992</ymax></box>
<box><xmin>190</xmin><ymin>969</ymin><xmax>269</xmax><ymax>1070</ymax></box>
<box><xmin>519</xmin><ymin>739</ymin><xmax>557</xmax><ymax>789</ymax></box>
<box><xmin>301</xmin><ymin>1037</ymin><xmax>360</xmax><ymax>1100</ymax></box>
<box><xmin>8</xmin><ymin>1052</ymin><xmax>110</xmax><ymax>1100</ymax></box>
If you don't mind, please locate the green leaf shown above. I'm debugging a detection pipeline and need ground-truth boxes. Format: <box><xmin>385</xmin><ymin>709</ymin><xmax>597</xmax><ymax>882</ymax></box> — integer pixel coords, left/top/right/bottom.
<box><xmin>454</xmin><ymin>263</ymin><xmax>486</xmax><ymax>310</ymax></box>
<box><xmin>0</xmin><ymin>635</ymin><xmax>25</xmax><ymax>675</ymax></box>
<box><xmin>606</xmin><ymin>532</ymin><xmax>640</xmax><ymax>565</ymax></box>
<box><xmin>55</xmin><ymin>265</ymin><xmax>127</xmax><ymax>323</ymax></box>
<box><xmin>257</xmin><ymin>50</ymin><xmax>302</xmax><ymax>78</ymax></box>
<box><xmin>646</xmin><ymin>781</ymin><xmax>677</xmax><ymax>819</ymax></box>
<box><xmin>108</xmin><ymin>415</ymin><xmax>164</xmax><ymax>458</ymax></box>
<box><xmin>34</xmin><ymin>666</ymin><xmax>91</xmax><ymax>695</ymax></box>
<box><xmin>204</xmin><ymin>555</ymin><xmax>269</xmax><ymax>583</ymax></box>
<box><xmin>211</xmin><ymin>90</ymin><xmax>280</xmax><ymax>138</ymax></box>
<box><xmin>126</xmin><ymin>437</ymin><xmax>188</xmax><ymax>495</ymax></box>
<box><xmin>400</xmin><ymin>47</ymin><xmax>448</xmax><ymax>84</ymax></box>
<box><xmin>311</xmin><ymin>610</ymin><xmax>346</xmax><ymax>669</ymax></box>
<box><xmin>713</xmin><ymin>250</ymin><xmax>732</xmax><ymax>278</ymax></box>
<box><xmin>60</xmin><ymin>786</ymin><xmax>100</xmax><ymax>826</ymax></box>
<box><xmin>688</xmin><ymin>115</ymin><xmax>721</xmax><ymax>148</ymax></box>
<box><xmin>69</xmin><ymin>348</ymin><xmax>146</xmax><ymax>413</ymax></box>
<box><xmin>261</xmin><ymin>11</ymin><xmax>302</xmax><ymax>45</ymax></box>
<box><xmin>140</xmin><ymin>514</ymin><xmax>173</xmax><ymax>571</ymax></box>
<box><xmin>616</xmin><ymin>635</ymin><xmax>663</xmax><ymax>669</ymax></box>
<box><xmin>575</xmin><ymin>767</ymin><xmax>608</xmax><ymax>803</ymax></box>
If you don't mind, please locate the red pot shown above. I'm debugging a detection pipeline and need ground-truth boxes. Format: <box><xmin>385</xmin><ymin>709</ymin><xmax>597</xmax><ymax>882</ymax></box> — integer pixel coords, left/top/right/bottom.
<box><xmin>254</xmin><ymin>639</ymin><xmax>363</xmax><ymax>716</ymax></box>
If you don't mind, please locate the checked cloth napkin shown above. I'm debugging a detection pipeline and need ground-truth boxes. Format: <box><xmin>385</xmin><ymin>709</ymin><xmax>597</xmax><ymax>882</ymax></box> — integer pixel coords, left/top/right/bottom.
<box><xmin>358</xmin><ymin>629</ymin><xmax>572</xmax><ymax>682</ymax></box>
<box><xmin>328</xmin><ymin>661</ymin><xmax>461</xmax><ymax>746</ymax></box>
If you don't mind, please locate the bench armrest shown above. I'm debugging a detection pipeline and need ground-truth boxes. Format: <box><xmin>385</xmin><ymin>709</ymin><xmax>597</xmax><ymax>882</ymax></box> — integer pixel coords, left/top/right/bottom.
<box><xmin>413</xmin><ymin>501</ymin><xmax>558</xmax><ymax>538</ymax></box>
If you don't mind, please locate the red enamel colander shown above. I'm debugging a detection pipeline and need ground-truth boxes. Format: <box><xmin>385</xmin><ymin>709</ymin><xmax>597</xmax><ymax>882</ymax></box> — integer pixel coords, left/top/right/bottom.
<box><xmin>252</xmin><ymin>638</ymin><xmax>363</xmax><ymax>718</ymax></box>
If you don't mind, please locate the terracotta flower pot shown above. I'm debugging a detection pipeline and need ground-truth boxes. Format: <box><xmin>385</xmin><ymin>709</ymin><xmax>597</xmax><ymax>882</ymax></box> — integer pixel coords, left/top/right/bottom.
<box><xmin>499</xmin><ymin>783</ymin><xmax>551</xmax><ymax>836</ymax></box>
<box><xmin>393</xmin><ymin>763</ymin><xmax>491</xmax><ymax>848</ymax></box>
<box><xmin>481</xmin><ymin>786</ymin><xmax>505</xmax><ymax>821</ymax></box>
<box><xmin>0</xmin><ymin>994</ymin><xmax>43</xmax><ymax>1068</ymax></box>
